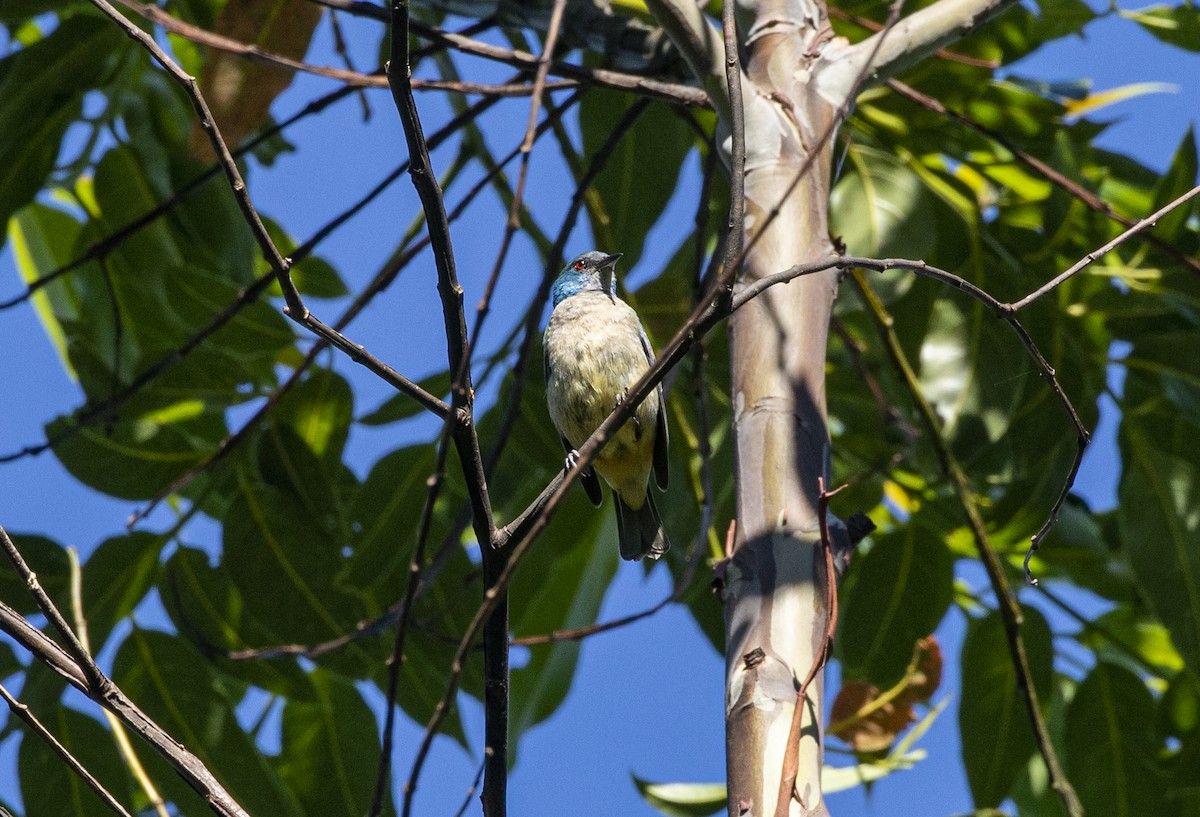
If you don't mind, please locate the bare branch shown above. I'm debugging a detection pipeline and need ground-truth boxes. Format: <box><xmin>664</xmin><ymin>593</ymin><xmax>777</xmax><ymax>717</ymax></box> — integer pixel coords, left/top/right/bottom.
<box><xmin>717</xmin><ymin>0</ymin><xmax>745</xmax><ymax>308</ymax></box>
<box><xmin>412</xmin><ymin>17</ymin><xmax>710</xmax><ymax>108</ymax></box>
<box><xmin>815</xmin><ymin>0</ymin><xmax>1020</xmax><ymax>106</ymax></box>
<box><xmin>386</xmin><ymin>3</ymin><xmax>503</xmax><ymax>813</ymax></box>
<box><xmin>1009</xmin><ymin>181</ymin><xmax>1200</xmax><ymax>311</ymax></box>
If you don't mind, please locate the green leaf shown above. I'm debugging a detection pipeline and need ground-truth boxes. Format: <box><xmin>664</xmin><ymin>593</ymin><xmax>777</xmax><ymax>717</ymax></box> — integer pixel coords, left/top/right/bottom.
<box><xmin>256</xmin><ymin>423</ymin><xmax>352</xmax><ymax>532</ymax></box>
<box><xmin>0</xmin><ymin>0</ymin><xmax>75</xmax><ymax>25</ymax></box>
<box><xmin>1121</xmin><ymin>3</ymin><xmax>1200</xmax><ymax>51</ymax></box>
<box><xmin>959</xmin><ymin>606</ymin><xmax>1053</xmax><ymax>808</ymax></box>
<box><xmin>47</xmin><ymin>408</ymin><xmax>225</xmax><ymax>500</ymax></box>
<box><xmin>7</xmin><ymin>203</ymin><xmax>86</xmax><ymax>375</ymax></box>
<box><xmin>632</xmin><ymin>776</ymin><xmax>725</xmax><ymax>817</ymax></box>
<box><xmin>81</xmin><ymin>532</ymin><xmax>163</xmax><ymax>652</ymax></box>
<box><xmin>272</xmin><ymin>368</ymin><xmax>353</xmax><ymax>466</ymax></box>
<box><xmin>1065</xmin><ymin>662</ymin><xmax>1165</xmax><ymax>816</ymax></box>
<box><xmin>838</xmin><ymin>525</ymin><xmax>954</xmax><ymax>687</ymax></box>
<box><xmin>1146</xmin><ymin>126</ymin><xmax>1198</xmax><ymax>242</ymax></box>
<box><xmin>0</xmin><ymin>533</ymin><xmax>70</xmax><ymax>616</ymax></box>
<box><xmin>1120</xmin><ymin>408</ymin><xmax>1200</xmax><ymax>673</ymax></box>
<box><xmin>1032</xmin><ymin>0</ymin><xmax>1095</xmax><ymax>40</ymax></box>
<box><xmin>112</xmin><ymin>629</ymin><xmax>305</xmax><ymax>816</ymax></box>
<box><xmin>277</xmin><ymin>670</ymin><xmax>395</xmax><ymax>816</ymax></box>
<box><xmin>0</xmin><ymin>16</ymin><xmax>122</xmax><ymax>246</ymax></box>
<box><xmin>222</xmin><ymin>482</ymin><xmax>371</xmax><ymax>673</ymax></box>
<box><xmin>158</xmin><ymin>546</ymin><xmax>315</xmax><ymax>699</ymax></box>
<box><xmin>832</xmin><ymin>146</ymin><xmax>938</xmax><ymax>290</ymax></box>
<box><xmin>579</xmin><ymin>88</ymin><xmax>694</xmax><ymax>269</ymax></box>
<box><xmin>345</xmin><ymin>443</ymin><xmax>440</xmax><ymax>595</ymax></box>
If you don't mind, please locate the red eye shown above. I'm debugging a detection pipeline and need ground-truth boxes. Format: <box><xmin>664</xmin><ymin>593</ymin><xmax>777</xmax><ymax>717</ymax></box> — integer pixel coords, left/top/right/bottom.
<box><xmin>573</xmin><ymin>260</ymin><xmax>585</xmax><ymax>270</ymax></box>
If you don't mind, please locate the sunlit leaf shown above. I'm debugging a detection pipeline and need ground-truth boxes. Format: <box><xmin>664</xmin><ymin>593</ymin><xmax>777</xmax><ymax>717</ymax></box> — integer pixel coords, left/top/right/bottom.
<box><xmin>1121</xmin><ymin>3</ymin><xmax>1200</xmax><ymax>51</ymax></box>
<box><xmin>632</xmin><ymin>777</ymin><xmax>725</xmax><ymax>817</ymax></box>
<box><xmin>1063</xmin><ymin>82</ymin><xmax>1178</xmax><ymax>118</ymax></box>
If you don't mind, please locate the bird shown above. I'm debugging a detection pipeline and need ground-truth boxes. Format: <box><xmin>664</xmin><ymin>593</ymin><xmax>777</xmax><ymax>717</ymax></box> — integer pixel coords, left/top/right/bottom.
<box><xmin>544</xmin><ymin>250</ymin><xmax>670</xmax><ymax>561</ymax></box>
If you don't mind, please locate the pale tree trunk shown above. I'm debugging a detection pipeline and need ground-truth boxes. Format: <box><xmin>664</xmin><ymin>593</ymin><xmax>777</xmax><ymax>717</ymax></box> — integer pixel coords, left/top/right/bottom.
<box><xmin>640</xmin><ymin>0</ymin><xmax>1020</xmax><ymax>813</ymax></box>
<box><xmin>722</xmin><ymin>2</ymin><xmax>837</xmax><ymax>813</ymax></box>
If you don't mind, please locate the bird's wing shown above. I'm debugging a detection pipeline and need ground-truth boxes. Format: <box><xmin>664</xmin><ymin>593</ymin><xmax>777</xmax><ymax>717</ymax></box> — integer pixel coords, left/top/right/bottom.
<box><xmin>639</xmin><ymin>327</ymin><xmax>669</xmax><ymax>492</ymax></box>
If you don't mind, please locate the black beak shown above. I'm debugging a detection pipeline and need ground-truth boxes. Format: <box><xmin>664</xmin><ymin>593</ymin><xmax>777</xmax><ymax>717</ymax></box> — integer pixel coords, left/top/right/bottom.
<box><xmin>599</xmin><ymin>253</ymin><xmax>623</xmax><ymax>268</ymax></box>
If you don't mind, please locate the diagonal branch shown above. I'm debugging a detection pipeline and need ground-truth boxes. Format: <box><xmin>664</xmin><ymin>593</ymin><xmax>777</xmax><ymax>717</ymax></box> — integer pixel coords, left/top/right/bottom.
<box><xmin>1008</xmin><ymin>181</ymin><xmax>1200</xmax><ymax>311</ymax></box>
<box><xmin>815</xmin><ymin>0</ymin><xmax>1021</xmax><ymax>107</ymax></box>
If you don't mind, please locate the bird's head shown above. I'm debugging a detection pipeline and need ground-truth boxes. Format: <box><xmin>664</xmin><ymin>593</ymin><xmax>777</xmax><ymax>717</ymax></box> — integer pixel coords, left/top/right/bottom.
<box><xmin>551</xmin><ymin>251</ymin><xmax>622</xmax><ymax>307</ymax></box>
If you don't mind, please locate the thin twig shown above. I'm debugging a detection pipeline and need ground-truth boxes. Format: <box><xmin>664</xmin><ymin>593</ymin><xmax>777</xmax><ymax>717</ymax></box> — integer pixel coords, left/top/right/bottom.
<box><xmin>311</xmin><ymin>0</ymin><xmax>710</xmax><ymax>106</ymax></box>
<box><xmin>1008</xmin><ymin>181</ymin><xmax>1200</xmax><ymax>311</ymax></box>
<box><xmin>453</xmin><ymin>752</ymin><xmax>489</xmax><ymax>817</ymax></box>
<box><xmin>68</xmin><ymin>549</ymin><xmax>170</xmax><ymax>817</ymax></box>
<box><xmin>774</xmin><ymin>479</ymin><xmax>843</xmax><ymax>817</ymax></box>
<box><xmin>471</xmin><ymin>0</ymin><xmax>569</xmax><ymax>353</ymax></box>
<box><xmin>369</xmin><ymin>409</ymin><xmax>459</xmax><ymax>817</ymax></box>
<box><xmin>0</xmin><ymin>683</ymin><xmax>133</xmax><ymax>817</ymax></box>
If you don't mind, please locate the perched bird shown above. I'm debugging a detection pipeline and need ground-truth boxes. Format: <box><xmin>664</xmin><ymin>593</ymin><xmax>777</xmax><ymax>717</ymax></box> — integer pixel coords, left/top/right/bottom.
<box><xmin>544</xmin><ymin>251</ymin><xmax>670</xmax><ymax>561</ymax></box>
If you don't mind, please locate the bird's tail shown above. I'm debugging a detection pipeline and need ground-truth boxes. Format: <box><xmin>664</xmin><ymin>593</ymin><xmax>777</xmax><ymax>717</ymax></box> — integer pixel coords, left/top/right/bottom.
<box><xmin>613</xmin><ymin>489</ymin><xmax>669</xmax><ymax>561</ymax></box>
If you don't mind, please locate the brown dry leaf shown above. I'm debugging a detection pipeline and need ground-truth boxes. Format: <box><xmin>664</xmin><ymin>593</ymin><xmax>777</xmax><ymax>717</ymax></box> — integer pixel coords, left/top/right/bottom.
<box><xmin>830</xmin><ymin>679</ymin><xmax>914</xmax><ymax>753</ymax></box>
<box><xmin>188</xmin><ymin>0</ymin><xmax>324</xmax><ymax>159</ymax></box>
<box><xmin>908</xmin><ymin>635</ymin><xmax>943</xmax><ymax>701</ymax></box>
<box><xmin>830</xmin><ymin>636</ymin><xmax>943</xmax><ymax>753</ymax></box>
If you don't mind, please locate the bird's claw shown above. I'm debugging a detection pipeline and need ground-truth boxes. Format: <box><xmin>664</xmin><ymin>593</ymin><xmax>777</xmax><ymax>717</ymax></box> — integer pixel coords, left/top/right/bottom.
<box><xmin>564</xmin><ymin>449</ymin><xmax>581</xmax><ymax>472</ymax></box>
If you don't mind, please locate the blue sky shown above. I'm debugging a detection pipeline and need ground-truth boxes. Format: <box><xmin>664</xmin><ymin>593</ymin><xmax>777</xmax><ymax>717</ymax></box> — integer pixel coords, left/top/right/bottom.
<box><xmin>1</xmin><ymin>2</ymin><xmax>1198</xmax><ymax>814</ymax></box>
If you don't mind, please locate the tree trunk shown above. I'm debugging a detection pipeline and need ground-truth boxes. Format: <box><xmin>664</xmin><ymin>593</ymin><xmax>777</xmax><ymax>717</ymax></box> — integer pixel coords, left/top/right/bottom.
<box><xmin>722</xmin><ymin>1</ymin><xmax>839</xmax><ymax>814</ymax></box>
